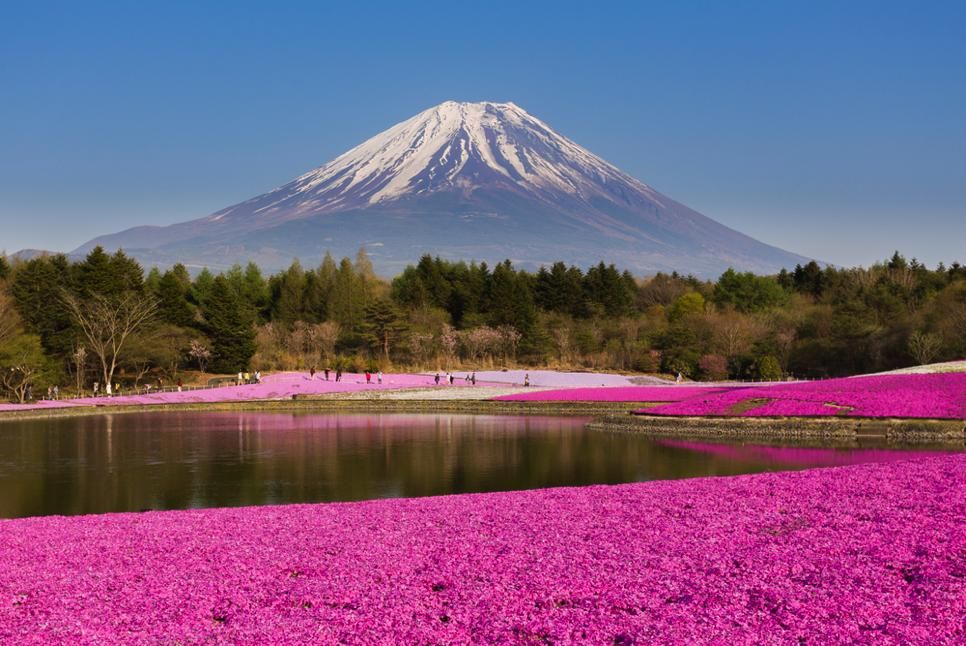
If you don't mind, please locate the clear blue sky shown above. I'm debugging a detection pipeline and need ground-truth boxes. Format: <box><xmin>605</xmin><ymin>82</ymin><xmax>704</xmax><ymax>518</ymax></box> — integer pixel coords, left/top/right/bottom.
<box><xmin>2</xmin><ymin>1</ymin><xmax>964</xmax><ymax>268</ymax></box>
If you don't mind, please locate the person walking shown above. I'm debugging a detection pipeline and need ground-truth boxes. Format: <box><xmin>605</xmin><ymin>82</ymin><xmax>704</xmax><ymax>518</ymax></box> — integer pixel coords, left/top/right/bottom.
<box><xmin>254</xmin><ymin>370</ymin><xmax>261</xmax><ymax>384</ymax></box>
<box><xmin>237</xmin><ymin>372</ymin><xmax>243</xmax><ymax>386</ymax></box>
<box><xmin>335</xmin><ymin>369</ymin><xmax>342</xmax><ymax>382</ymax></box>
<box><xmin>177</xmin><ymin>379</ymin><xmax>183</xmax><ymax>392</ymax></box>
<box><xmin>310</xmin><ymin>367</ymin><xmax>316</xmax><ymax>380</ymax></box>
<box><xmin>324</xmin><ymin>368</ymin><xmax>330</xmax><ymax>381</ymax></box>
<box><xmin>434</xmin><ymin>373</ymin><xmax>441</xmax><ymax>385</ymax></box>
<box><xmin>449</xmin><ymin>373</ymin><xmax>455</xmax><ymax>385</ymax></box>
<box><xmin>53</xmin><ymin>385</ymin><xmax>59</xmax><ymax>400</ymax></box>
<box><xmin>524</xmin><ymin>373</ymin><xmax>530</xmax><ymax>388</ymax></box>
<box><xmin>471</xmin><ymin>372</ymin><xmax>477</xmax><ymax>386</ymax></box>
<box><xmin>93</xmin><ymin>382</ymin><xmax>99</xmax><ymax>398</ymax></box>
<box><xmin>377</xmin><ymin>371</ymin><xmax>383</xmax><ymax>385</ymax></box>
<box><xmin>365</xmin><ymin>371</ymin><xmax>372</xmax><ymax>385</ymax></box>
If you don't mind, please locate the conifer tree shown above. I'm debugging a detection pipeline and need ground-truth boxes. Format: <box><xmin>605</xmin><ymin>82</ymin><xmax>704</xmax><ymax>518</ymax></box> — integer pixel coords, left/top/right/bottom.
<box><xmin>204</xmin><ymin>275</ymin><xmax>256</xmax><ymax>373</ymax></box>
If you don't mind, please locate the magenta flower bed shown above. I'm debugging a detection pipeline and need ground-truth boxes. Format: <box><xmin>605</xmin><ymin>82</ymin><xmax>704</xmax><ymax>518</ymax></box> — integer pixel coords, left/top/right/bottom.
<box><xmin>1</xmin><ymin>455</ymin><xmax>962</xmax><ymax>643</ymax></box>
<box><xmin>643</xmin><ymin>374</ymin><xmax>966</xmax><ymax>419</ymax></box>
<box><xmin>494</xmin><ymin>386</ymin><xmax>728</xmax><ymax>403</ymax></box>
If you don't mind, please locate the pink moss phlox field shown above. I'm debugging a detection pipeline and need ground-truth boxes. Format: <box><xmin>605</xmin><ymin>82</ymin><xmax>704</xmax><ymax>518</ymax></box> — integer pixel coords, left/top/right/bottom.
<box><xmin>644</xmin><ymin>374</ymin><xmax>966</xmax><ymax>419</ymax></box>
<box><xmin>494</xmin><ymin>386</ymin><xmax>728</xmax><ymax>402</ymax></box>
<box><xmin>1</xmin><ymin>456</ymin><xmax>963</xmax><ymax>643</ymax></box>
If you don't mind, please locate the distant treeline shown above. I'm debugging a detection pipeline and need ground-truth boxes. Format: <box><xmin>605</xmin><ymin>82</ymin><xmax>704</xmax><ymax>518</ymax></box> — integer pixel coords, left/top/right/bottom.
<box><xmin>0</xmin><ymin>248</ymin><xmax>963</xmax><ymax>401</ymax></box>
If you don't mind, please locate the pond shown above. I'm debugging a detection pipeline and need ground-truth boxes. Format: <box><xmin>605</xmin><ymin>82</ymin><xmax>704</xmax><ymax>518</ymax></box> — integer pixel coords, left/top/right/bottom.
<box><xmin>0</xmin><ymin>411</ymin><xmax>955</xmax><ymax>519</ymax></box>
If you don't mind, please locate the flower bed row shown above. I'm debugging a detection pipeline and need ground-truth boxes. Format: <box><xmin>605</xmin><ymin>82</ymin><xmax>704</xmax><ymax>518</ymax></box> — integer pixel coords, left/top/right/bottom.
<box><xmin>644</xmin><ymin>373</ymin><xmax>966</xmax><ymax>420</ymax></box>
<box><xmin>493</xmin><ymin>386</ymin><xmax>729</xmax><ymax>403</ymax></box>
<box><xmin>0</xmin><ymin>455</ymin><xmax>961</xmax><ymax>642</ymax></box>
<box><xmin>493</xmin><ymin>373</ymin><xmax>964</xmax><ymax>419</ymax></box>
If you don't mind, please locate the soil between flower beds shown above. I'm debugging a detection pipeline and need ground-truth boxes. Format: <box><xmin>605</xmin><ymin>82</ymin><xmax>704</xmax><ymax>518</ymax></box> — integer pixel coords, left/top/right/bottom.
<box><xmin>1</xmin><ymin>456</ymin><xmax>962</xmax><ymax>643</ymax></box>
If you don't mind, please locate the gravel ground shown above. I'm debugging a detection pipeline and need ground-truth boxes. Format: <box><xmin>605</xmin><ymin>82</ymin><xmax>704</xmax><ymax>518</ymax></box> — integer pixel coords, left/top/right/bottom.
<box><xmin>321</xmin><ymin>386</ymin><xmax>550</xmax><ymax>401</ymax></box>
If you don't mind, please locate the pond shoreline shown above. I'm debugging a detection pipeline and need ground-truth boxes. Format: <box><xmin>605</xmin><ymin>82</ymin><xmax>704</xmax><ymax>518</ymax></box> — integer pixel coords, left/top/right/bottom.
<box><xmin>592</xmin><ymin>413</ymin><xmax>966</xmax><ymax>443</ymax></box>
<box><xmin>1</xmin><ymin>397</ymin><xmax>962</xmax><ymax>443</ymax></box>
<box><xmin>0</xmin><ymin>397</ymin><xmax>635</xmax><ymax>421</ymax></box>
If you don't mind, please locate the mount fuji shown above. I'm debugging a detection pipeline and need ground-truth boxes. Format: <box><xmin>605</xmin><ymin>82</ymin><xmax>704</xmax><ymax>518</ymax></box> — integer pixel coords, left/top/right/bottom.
<box><xmin>76</xmin><ymin>101</ymin><xmax>811</xmax><ymax>276</ymax></box>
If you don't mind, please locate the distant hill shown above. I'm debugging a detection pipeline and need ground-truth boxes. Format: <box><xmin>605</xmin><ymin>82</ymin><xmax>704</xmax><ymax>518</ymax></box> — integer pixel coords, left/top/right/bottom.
<box><xmin>76</xmin><ymin>101</ymin><xmax>812</xmax><ymax>276</ymax></box>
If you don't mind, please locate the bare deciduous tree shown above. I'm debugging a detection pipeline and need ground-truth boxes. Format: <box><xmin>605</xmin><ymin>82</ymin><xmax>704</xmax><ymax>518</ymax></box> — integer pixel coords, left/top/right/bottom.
<box><xmin>61</xmin><ymin>291</ymin><xmax>158</xmax><ymax>392</ymax></box>
<box><xmin>408</xmin><ymin>333</ymin><xmax>435</xmax><ymax>365</ymax></box>
<box><xmin>310</xmin><ymin>321</ymin><xmax>339</xmax><ymax>366</ymax></box>
<box><xmin>497</xmin><ymin>325</ymin><xmax>522</xmax><ymax>364</ymax></box>
<box><xmin>189</xmin><ymin>340</ymin><xmax>212</xmax><ymax>373</ymax></box>
<box><xmin>460</xmin><ymin>326</ymin><xmax>502</xmax><ymax>364</ymax></box>
<box><xmin>439</xmin><ymin>324</ymin><xmax>459</xmax><ymax>365</ymax></box>
<box><xmin>710</xmin><ymin>309</ymin><xmax>764</xmax><ymax>363</ymax></box>
<box><xmin>552</xmin><ymin>326</ymin><xmax>573</xmax><ymax>363</ymax></box>
<box><xmin>70</xmin><ymin>345</ymin><xmax>87</xmax><ymax>394</ymax></box>
<box><xmin>907</xmin><ymin>331</ymin><xmax>942</xmax><ymax>366</ymax></box>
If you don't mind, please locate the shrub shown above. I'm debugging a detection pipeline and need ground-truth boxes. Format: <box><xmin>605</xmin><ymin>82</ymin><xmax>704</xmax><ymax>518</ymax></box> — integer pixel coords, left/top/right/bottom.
<box><xmin>756</xmin><ymin>355</ymin><xmax>783</xmax><ymax>381</ymax></box>
<box><xmin>698</xmin><ymin>354</ymin><xmax>729</xmax><ymax>381</ymax></box>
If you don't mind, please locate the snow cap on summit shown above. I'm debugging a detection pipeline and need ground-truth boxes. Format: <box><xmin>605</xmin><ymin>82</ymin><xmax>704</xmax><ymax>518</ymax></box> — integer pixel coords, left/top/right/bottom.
<box><xmin>282</xmin><ymin>100</ymin><xmax>658</xmax><ymax>210</ymax></box>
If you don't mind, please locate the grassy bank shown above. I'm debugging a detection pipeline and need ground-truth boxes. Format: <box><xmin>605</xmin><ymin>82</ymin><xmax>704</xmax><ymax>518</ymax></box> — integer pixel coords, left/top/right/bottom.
<box><xmin>591</xmin><ymin>413</ymin><xmax>966</xmax><ymax>443</ymax></box>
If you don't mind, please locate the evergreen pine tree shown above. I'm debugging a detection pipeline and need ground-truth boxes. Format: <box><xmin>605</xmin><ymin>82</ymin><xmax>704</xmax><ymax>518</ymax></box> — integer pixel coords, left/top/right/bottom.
<box><xmin>204</xmin><ymin>275</ymin><xmax>256</xmax><ymax>373</ymax></box>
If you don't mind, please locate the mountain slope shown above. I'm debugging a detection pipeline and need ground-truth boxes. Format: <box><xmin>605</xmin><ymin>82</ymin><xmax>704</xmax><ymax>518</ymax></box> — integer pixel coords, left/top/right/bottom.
<box><xmin>77</xmin><ymin>101</ymin><xmax>811</xmax><ymax>275</ymax></box>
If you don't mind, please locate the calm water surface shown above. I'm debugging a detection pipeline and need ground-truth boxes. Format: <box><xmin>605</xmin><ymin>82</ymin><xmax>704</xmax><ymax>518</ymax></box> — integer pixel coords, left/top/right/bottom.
<box><xmin>0</xmin><ymin>411</ymin><xmax>955</xmax><ymax>518</ymax></box>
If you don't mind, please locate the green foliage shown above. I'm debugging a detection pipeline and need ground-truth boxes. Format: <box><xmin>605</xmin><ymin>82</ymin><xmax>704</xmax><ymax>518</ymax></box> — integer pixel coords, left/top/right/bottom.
<box><xmin>0</xmin><ymin>333</ymin><xmax>56</xmax><ymax>402</ymax></box>
<box><xmin>10</xmin><ymin>255</ymin><xmax>77</xmax><ymax>356</ymax></box>
<box><xmin>668</xmin><ymin>291</ymin><xmax>705</xmax><ymax>322</ymax></box>
<box><xmin>270</xmin><ymin>260</ymin><xmax>307</xmax><ymax>327</ymax></box>
<box><xmin>2</xmin><ymin>249</ymin><xmax>962</xmax><ymax>380</ymax></box>
<box><xmin>362</xmin><ymin>297</ymin><xmax>407</xmax><ymax>363</ymax></box>
<box><xmin>713</xmin><ymin>269</ymin><xmax>787</xmax><ymax>313</ymax></box>
<box><xmin>156</xmin><ymin>265</ymin><xmax>196</xmax><ymax>328</ymax></box>
<box><xmin>204</xmin><ymin>276</ymin><xmax>256</xmax><ymax>373</ymax></box>
<box><xmin>756</xmin><ymin>355</ymin><xmax>783</xmax><ymax>381</ymax></box>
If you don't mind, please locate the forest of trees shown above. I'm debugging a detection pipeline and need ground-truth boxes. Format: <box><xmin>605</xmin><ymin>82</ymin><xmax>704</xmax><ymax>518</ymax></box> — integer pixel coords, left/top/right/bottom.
<box><xmin>0</xmin><ymin>247</ymin><xmax>963</xmax><ymax>401</ymax></box>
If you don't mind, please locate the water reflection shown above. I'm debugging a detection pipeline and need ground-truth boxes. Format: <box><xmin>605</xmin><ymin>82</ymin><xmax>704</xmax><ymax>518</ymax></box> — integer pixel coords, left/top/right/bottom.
<box><xmin>0</xmin><ymin>412</ymin><xmax>956</xmax><ymax>518</ymax></box>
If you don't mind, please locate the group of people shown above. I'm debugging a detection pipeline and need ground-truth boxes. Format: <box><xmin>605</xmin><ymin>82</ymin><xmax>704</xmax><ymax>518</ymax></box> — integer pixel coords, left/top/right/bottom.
<box><xmin>236</xmin><ymin>371</ymin><xmax>262</xmax><ymax>386</ymax></box>
<box><xmin>91</xmin><ymin>382</ymin><xmax>122</xmax><ymax>397</ymax></box>
<box><xmin>365</xmin><ymin>371</ymin><xmax>382</xmax><ymax>384</ymax></box>
<box><xmin>309</xmin><ymin>367</ymin><xmax>343</xmax><ymax>382</ymax></box>
<box><xmin>307</xmin><ymin>367</ymin><xmax>385</xmax><ymax>385</ymax></box>
<box><xmin>434</xmin><ymin>372</ymin><xmax>478</xmax><ymax>386</ymax></box>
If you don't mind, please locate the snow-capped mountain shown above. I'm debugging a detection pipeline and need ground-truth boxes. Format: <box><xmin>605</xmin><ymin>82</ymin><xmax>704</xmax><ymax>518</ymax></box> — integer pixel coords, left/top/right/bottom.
<box><xmin>76</xmin><ymin>101</ymin><xmax>811</xmax><ymax>275</ymax></box>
